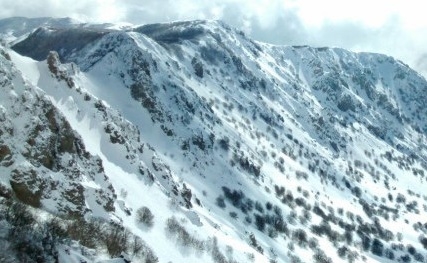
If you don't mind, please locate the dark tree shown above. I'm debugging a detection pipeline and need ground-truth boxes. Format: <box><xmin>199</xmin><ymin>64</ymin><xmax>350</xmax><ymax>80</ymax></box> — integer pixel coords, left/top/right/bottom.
<box><xmin>361</xmin><ymin>235</ymin><xmax>371</xmax><ymax>251</ymax></box>
<box><xmin>216</xmin><ymin>196</ymin><xmax>226</xmax><ymax>209</ymax></box>
<box><xmin>420</xmin><ymin>236</ymin><xmax>427</xmax><ymax>249</ymax></box>
<box><xmin>371</xmin><ymin>238</ymin><xmax>384</xmax><ymax>257</ymax></box>
<box><xmin>254</xmin><ymin>214</ymin><xmax>266</xmax><ymax>232</ymax></box>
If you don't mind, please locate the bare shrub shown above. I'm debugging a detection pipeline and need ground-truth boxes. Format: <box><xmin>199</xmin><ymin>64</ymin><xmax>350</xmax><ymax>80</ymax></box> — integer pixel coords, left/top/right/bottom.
<box><xmin>166</xmin><ymin>217</ymin><xmax>205</xmax><ymax>252</ymax></box>
<box><xmin>313</xmin><ymin>249</ymin><xmax>332</xmax><ymax>263</ymax></box>
<box><xmin>130</xmin><ymin>236</ymin><xmax>159</xmax><ymax>263</ymax></box>
<box><xmin>292</xmin><ymin>229</ymin><xmax>308</xmax><ymax>248</ymax></box>
<box><xmin>136</xmin><ymin>206</ymin><xmax>155</xmax><ymax>228</ymax></box>
<box><xmin>103</xmin><ymin>223</ymin><xmax>131</xmax><ymax>257</ymax></box>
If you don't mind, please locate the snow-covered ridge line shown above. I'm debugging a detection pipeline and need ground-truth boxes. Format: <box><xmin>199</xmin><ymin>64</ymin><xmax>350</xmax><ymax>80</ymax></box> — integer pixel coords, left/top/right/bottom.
<box><xmin>1</xmin><ymin>17</ymin><xmax>427</xmax><ymax>263</ymax></box>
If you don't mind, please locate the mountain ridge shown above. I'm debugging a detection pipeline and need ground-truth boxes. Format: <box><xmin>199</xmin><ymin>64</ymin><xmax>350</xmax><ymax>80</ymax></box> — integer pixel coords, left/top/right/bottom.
<box><xmin>0</xmin><ymin>17</ymin><xmax>427</xmax><ymax>263</ymax></box>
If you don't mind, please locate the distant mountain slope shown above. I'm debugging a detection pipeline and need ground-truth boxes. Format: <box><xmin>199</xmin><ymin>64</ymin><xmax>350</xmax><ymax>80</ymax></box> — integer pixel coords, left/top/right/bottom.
<box><xmin>1</xmin><ymin>17</ymin><xmax>427</xmax><ymax>263</ymax></box>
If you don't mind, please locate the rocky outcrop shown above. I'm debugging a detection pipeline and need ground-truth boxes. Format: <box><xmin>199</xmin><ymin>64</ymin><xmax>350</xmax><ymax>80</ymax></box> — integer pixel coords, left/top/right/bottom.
<box><xmin>0</xmin><ymin>45</ymin><xmax>116</xmax><ymax>218</ymax></box>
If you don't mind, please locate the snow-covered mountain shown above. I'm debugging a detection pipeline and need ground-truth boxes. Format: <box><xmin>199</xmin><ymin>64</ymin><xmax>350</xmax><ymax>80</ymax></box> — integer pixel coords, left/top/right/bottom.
<box><xmin>1</xmin><ymin>17</ymin><xmax>427</xmax><ymax>263</ymax></box>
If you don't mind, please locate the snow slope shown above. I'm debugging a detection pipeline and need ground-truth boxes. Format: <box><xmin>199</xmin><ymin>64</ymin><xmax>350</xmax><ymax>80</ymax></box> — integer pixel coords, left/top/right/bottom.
<box><xmin>1</xmin><ymin>17</ymin><xmax>427</xmax><ymax>263</ymax></box>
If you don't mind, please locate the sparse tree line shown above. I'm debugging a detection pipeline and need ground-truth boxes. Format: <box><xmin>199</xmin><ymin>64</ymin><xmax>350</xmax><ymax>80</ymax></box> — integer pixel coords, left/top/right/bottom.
<box><xmin>216</xmin><ymin>184</ymin><xmax>427</xmax><ymax>263</ymax></box>
<box><xmin>0</xmin><ymin>199</ymin><xmax>158</xmax><ymax>263</ymax></box>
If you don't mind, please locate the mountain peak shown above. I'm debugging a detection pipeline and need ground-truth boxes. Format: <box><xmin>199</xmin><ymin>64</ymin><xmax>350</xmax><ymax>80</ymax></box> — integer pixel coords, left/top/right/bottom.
<box><xmin>133</xmin><ymin>19</ymin><xmax>238</xmax><ymax>44</ymax></box>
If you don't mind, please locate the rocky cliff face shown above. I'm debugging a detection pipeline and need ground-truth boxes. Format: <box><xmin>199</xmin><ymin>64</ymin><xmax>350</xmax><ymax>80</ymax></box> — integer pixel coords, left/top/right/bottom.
<box><xmin>1</xmin><ymin>17</ymin><xmax>427</xmax><ymax>263</ymax></box>
<box><xmin>0</xmin><ymin>45</ymin><xmax>115</xmax><ymax>218</ymax></box>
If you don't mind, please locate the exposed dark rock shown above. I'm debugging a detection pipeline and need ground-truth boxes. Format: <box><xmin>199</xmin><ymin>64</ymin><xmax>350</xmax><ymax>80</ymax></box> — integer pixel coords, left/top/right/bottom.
<box><xmin>0</xmin><ymin>144</ymin><xmax>11</xmax><ymax>161</ymax></box>
<box><xmin>10</xmin><ymin>169</ymin><xmax>44</xmax><ymax>208</ymax></box>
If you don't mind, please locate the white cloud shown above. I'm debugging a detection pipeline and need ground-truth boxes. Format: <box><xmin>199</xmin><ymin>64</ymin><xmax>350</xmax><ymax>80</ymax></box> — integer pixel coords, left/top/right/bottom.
<box><xmin>1</xmin><ymin>0</ymin><xmax>427</xmax><ymax>74</ymax></box>
<box><xmin>0</xmin><ymin>0</ymin><xmax>124</xmax><ymax>22</ymax></box>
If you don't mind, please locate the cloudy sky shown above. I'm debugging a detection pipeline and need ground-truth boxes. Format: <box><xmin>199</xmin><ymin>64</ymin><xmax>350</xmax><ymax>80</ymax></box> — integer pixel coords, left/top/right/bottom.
<box><xmin>1</xmin><ymin>0</ymin><xmax>427</xmax><ymax>75</ymax></box>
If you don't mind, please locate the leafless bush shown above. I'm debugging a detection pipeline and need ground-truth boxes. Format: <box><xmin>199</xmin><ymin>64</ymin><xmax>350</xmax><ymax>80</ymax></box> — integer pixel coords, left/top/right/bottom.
<box><xmin>136</xmin><ymin>206</ymin><xmax>155</xmax><ymax>228</ymax></box>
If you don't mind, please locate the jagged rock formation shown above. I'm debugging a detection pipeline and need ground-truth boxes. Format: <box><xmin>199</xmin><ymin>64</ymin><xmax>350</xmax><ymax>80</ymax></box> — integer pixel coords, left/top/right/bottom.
<box><xmin>0</xmin><ymin>45</ymin><xmax>115</xmax><ymax>217</ymax></box>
